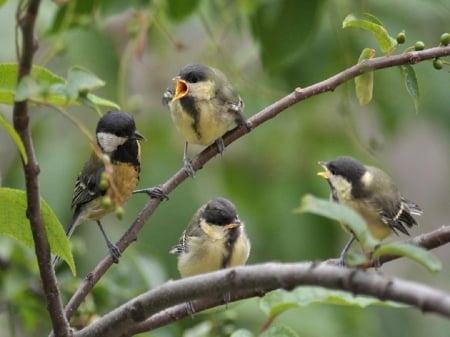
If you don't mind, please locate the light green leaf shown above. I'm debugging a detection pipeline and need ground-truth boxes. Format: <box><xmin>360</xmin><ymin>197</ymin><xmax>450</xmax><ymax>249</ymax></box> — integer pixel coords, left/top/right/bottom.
<box><xmin>66</xmin><ymin>66</ymin><xmax>106</xmax><ymax>100</ymax></box>
<box><xmin>261</xmin><ymin>325</ymin><xmax>299</xmax><ymax>337</ymax></box>
<box><xmin>399</xmin><ymin>64</ymin><xmax>420</xmax><ymax>112</ymax></box>
<box><xmin>294</xmin><ymin>195</ymin><xmax>379</xmax><ymax>250</ymax></box>
<box><xmin>343</xmin><ymin>13</ymin><xmax>397</xmax><ymax>53</ymax></box>
<box><xmin>373</xmin><ymin>242</ymin><xmax>441</xmax><ymax>273</ymax></box>
<box><xmin>231</xmin><ymin>329</ymin><xmax>255</xmax><ymax>337</ymax></box>
<box><xmin>83</xmin><ymin>93</ymin><xmax>120</xmax><ymax>110</ymax></box>
<box><xmin>0</xmin><ymin>188</ymin><xmax>76</xmax><ymax>275</ymax></box>
<box><xmin>260</xmin><ymin>287</ymin><xmax>406</xmax><ymax>318</ymax></box>
<box><xmin>0</xmin><ymin>113</ymin><xmax>28</xmax><ymax>164</ymax></box>
<box><xmin>355</xmin><ymin>48</ymin><xmax>375</xmax><ymax>105</ymax></box>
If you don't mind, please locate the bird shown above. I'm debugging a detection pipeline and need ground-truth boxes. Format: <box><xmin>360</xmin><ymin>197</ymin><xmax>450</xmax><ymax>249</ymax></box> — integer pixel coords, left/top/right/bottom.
<box><xmin>317</xmin><ymin>156</ymin><xmax>422</xmax><ymax>264</ymax></box>
<box><xmin>170</xmin><ymin>197</ymin><xmax>251</xmax><ymax>278</ymax></box>
<box><xmin>54</xmin><ymin>110</ymin><xmax>146</xmax><ymax>265</ymax></box>
<box><xmin>163</xmin><ymin>64</ymin><xmax>246</xmax><ymax>177</ymax></box>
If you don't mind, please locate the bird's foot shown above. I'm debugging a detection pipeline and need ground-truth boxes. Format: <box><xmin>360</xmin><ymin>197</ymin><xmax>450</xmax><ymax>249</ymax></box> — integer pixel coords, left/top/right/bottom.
<box><xmin>107</xmin><ymin>242</ymin><xmax>121</xmax><ymax>264</ymax></box>
<box><xmin>133</xmin><ymin>186</ymin><xmax>168</xmax><ymax>200</ymax></box>
<box><xmin>183</xmin><ymin>158</ymin><xmax>195</xmax><ymax>178</ymax></box>
<box><xmin>185</xmin><ymin>301</ymin><xmax>195</xmax><ymax>318</ymax></box>
<box><xmin>216</xmin><ymin>138</ymin><xmax>225</xmax><ymax>155</ymax></box>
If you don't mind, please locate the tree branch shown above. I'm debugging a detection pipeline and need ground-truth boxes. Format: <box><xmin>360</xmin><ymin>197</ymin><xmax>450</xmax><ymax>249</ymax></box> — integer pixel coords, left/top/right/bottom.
<box><xmin>63</xmin><ymin>45</ymin><xmax>450</xmax><ymax>320</ymax></box>
<box><xmin>73</xmin><ymin>262</ymin><xmax>450</xmax><ymax>337</ymax></box>
<box><xmin>13</xmin><ymin>1</ymin><xmax>69</xmax><ymax>336</ymax></box>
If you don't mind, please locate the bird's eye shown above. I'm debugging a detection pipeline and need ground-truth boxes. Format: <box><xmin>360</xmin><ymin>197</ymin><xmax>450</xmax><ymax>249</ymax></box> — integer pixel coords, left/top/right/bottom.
<box><xmin>187</xmin><ymin>73</ymin><xmax>199</xmax><ymax>83</ymax></box>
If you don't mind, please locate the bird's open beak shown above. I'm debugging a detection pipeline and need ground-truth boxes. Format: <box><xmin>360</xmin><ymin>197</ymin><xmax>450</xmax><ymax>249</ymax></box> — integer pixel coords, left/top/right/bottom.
<box><xmin>133</xmin><ymin>130</ymin><xmax>146</xmax><ymax>141</ymax></box>
<box><xmin>224</xmin><ymin>222</ymin><xmax>240</xmax><ymax>230</ymax></box>
<box><xmin>172</xmin><ymin>77</ymin><xmax>189</xmax><ymax>101</ymax></box>
<box><xmin>317</xmin><ymin>161</ymin><xmax>329</xmax><ymax>179</ymax></box>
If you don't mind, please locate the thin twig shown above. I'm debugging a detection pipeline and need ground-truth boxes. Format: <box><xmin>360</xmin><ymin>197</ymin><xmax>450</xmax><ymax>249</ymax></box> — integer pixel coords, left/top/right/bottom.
<box><xmin>13</xmin><ymin>1</ymin><xmax>69</xmax><ymax>336</ymax></box>
<box><xmin>63</xmin><ymin>44</ymin><xmax>450</xmax><ymax>320</ymax></box>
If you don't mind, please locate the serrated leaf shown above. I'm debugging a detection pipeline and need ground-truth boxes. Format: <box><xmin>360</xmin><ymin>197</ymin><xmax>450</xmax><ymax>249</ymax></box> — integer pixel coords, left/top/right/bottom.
<box><xmin>231</xmin><ymin>329</ymin><xmax>255</xmax><ymax>337</ymax></box>
<box><xmin>373</xmin><ymin>242</ymin><xmax>441</xmax><ymax>273</ymax></box>
<box><xmin>294</xmin><ymin>195</ymin><xmax>379</xmax><ymax>250</ymax></box>
<box><xmin>355</xmin><ymin>48</ymin><xmax>375</xmax><ymax>105</ymax></box>
<box><xmin>0</xmin><ymin>113</ymin><xmax>28</xmax><ymax>164</ymax></box>
<box><xmin>66</xmin><ymin>66</ymin><xmax>106</xmax><ymax>100</ymax></box>
<box><xmin>399</xmin><ymin>64</ymin><xmax>420</xmax><ymax>112</ymax></box>
<box><xmin>261</xmin><ymin>325</ymin><xmax>299</xmax><ymax>337</ymax></box>
<box><xmin>260</xmin><ymin>287</ymin><xmax>406</xmax><ymax>318</ymax></box>
<box><xmin>0</xmin><ymin>188</ymin><xmax>76</xmax><ymax>275</ymax></box>
<box><xmin>343</xmin><ymin>13</ymin><xmax>397</xmax><ymax>53</ymax></box>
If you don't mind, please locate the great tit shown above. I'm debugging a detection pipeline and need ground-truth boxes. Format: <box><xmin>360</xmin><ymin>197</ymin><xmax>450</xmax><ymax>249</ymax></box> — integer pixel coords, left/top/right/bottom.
<box><xmin>163</xmin><ymin>64</ymin><xmax>246</xmax><ymax>177</ymax></box>
<box><xmin>170</xmin><ymin>197</ymin><xmax>251</xmax><ymax>278</ymax></box>
<box><xmin>55</xmin><ymin>110</ymin><xmax>145</xmax><ymax>264</ymax></box>
<box><xmin>317</xmin><ymin>156</ymin><xmax>422</xmax><ymax>263</ymax></box>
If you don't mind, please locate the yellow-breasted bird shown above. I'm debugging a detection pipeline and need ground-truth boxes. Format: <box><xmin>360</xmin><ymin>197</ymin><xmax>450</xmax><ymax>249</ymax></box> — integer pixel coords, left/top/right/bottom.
<box><xmin>317</xmin><ymin>156</ymin><xmax>422</xmax><ymax>263</ymax></box>
<box><xmin>170</xmin><ymin>197</ymin><xmax>251</xmax><ymax>278</ymax></box>
<box><xmin>163</xmin><ymin>64</ymin><xmax>246</xmax><ymax>177</ymax></box>
<box><xmin>55</xmin><ymin>110</ymin><xmax>145</xmax><ymax>264</ymax></box>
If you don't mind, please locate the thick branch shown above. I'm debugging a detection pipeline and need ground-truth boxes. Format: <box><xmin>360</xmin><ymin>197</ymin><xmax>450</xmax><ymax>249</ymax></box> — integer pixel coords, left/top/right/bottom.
<box><xmin>74</xmin><ymin>262</ymin><xmax>450</xmax><ymax>337</ymax></box>
<box><xmin>13</xmin><ymin>1</ymin><xmax>69</xmax><ymax>336</ymax></box>
<box><xmin>64</xmin><ymin>45</ymin><xmax>450</xmax><ymax>320</ymax></box>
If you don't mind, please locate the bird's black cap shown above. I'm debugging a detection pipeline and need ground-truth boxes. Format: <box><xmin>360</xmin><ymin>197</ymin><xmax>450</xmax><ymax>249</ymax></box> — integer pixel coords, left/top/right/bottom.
<box><xmin>178</xmin><ymin>64</ymin><xmax>212</xmax><ymax>84</ymax></box>
<box><xmin>323</xmin><ymin>156</ymin><xmax>366</xmax><ymax>184</ymax></box>
<box><xmin>96</xmin><ymin>110</ymin><xmax>137</xmax><ymax>138</ymax></box>
<box><xmin>202</xmin><ymin>197</ymin><xmax>238</xmax><ymax>226</ymax></box>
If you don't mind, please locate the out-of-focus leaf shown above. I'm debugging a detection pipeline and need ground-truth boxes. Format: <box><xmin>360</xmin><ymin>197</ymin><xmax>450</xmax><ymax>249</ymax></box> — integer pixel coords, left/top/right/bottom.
<box><xmin>0</xmin><ymin>0</ymin><xmax>7</xmax><ymax>9</ymax></box>
<box><xmin>231</xmin><ymin>329</ymin><xmax>254</xmax><ymax>337</ymax></box>
<box><xmin>0</xmin><ymin>113</ymin><xmax>28</xmax><ymax>164</ymax></box>
<box><xmin>260</xmin><ymin>287</ymin><xmax>406</xmax><ymax>318</ymax></box>
<box><xmin>399</xmin><ymin>64</ymin><xmax>420</xmax><ymax>112</ymax></box>
<box><xmin>84</xmin><ymin>93</ymin><xmax>120</xmax><ymax>110</ymax></box>
<box><xmin>249</xmin><ymin>0</ymin><xmax>322</xmax><ymax>72</ymax></box>
<box><xmin>355</xmin><ymin>48</ymin><xmax>376</xmax><ymax>105</ymax></box>
<box><xmin>66</xmin><ymin>66</ymin><xmax>106</xmax><ymax>100</ymax></box>
<box><xmin>343</xmin><ymin>13</ymin><xmax>397</xmax><ymax>53</ymax></box>
<box><xmin>373</xmin><ymin>242</ymin><xmax>441</xmax><ymax>273</ymax></box>
<box><xmin>261</xmin><ymin>325</ymin><xmax>299</xmax><ymax>337</ymax></box>
<box><xmin>294</xmin><ymin>195</ymin><xmax>379</xmax><ymax>250</ymax></box>
<box><xmin>166</xmin><ymin>0</ymin><xmax>200</xmax><ymax>21</ymax></box>
<box><xmin>0</xmin><ymin>188</ymin><xmax>76</xmax><ymax>275</ymax></box>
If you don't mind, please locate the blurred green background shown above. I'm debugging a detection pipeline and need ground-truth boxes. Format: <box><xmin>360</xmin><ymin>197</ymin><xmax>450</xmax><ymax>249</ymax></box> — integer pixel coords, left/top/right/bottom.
<box><xmin>0</xmin><ymin>0</ymin><xmax>449</xmax><ymax>336</ymax></box>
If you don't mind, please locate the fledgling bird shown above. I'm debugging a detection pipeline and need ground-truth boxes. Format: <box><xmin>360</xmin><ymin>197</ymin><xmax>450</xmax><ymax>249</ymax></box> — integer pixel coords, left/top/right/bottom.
<box><xmin>163</xmin><ymin>64</ymin><xmax>246</xmax><ymax>177</ymax></box>
<box><xmin>54</xmin><ymin>110</ymin><xmax>145</xmax><ymax>265</ymax></box>
<box><xmin>170</xmin><ymin>197</ymin><xmax>251</xmax><ymax>278</ymax></box>
<box><xmin>317</xmin><ymin>156</ymin><xmax>422</xmax><ymax>264</ymax></box>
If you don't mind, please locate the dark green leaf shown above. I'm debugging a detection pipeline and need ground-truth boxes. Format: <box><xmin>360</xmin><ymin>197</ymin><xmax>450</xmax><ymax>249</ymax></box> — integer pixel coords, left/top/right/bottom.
<box><xmin>399</xmin><ymin>64</ymin><xmax>420</xmax><ymax>112</ymax></box>
<box><xmin>261</xmin><ymin>325</ymin><xmax>299</xmax><ymax>337</ymax></box>
<box><xmin>0</xmin><ymin>188</ymin><xmax>76</xmax><ymax>275</ymax></box>
<box><xmin>355</xmin><ymin>48</ymin><xmax>375</xmax><ymax>105</ymax></box>
<box><xmin>166</xmin><ymin>0</ymin><xmax>200</xmax><ymax>21</ymax></box>
<box><xmin>373</xmin><ymin>242</ymin><xmax>441</xmax><ymax>273</ymax></box>
<box><xmin>343</xmin><ymin>13</ymin><xmax>397</xmax><ymax>53</ymax></box>
<box><xmin>66</xmin><ymin>66</ymin><xmax>106</xmax><ymax>100</ymax></box>
<box><xmin>0</xmin><ymin>113</ymin><xmax>28</xmax><ymax>164</ymax></box>
<box><xmin>294</xmin><ymin>195</ymin><xmax>379</xmax><ymax>250</ymax></box>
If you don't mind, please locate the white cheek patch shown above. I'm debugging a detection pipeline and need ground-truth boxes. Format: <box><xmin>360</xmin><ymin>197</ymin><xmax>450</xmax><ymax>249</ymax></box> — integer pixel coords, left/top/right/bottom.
<box><xmin>189</xmin><ymin>80</ymin><xmax>216</xmax><ymax>100</ymax></box>
<box><xmin>361</xmin><ymin>171</ymin><xmax>374</xmax><ymax>187</ymax></box>
<box><xmin>330</xmin><ymin>175</ymin><xmax>353</xmax><ymax>200</ymax></box>
<box><xmin>97</xmin><ymin>132</ymin><xmax>127</xmax><ymax>153</ymax></box>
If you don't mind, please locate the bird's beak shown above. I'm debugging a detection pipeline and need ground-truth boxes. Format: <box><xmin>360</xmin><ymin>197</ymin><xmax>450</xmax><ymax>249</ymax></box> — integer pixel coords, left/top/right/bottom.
<box><xmin>172</xmin><ymin>77</ymin><xmax>189</xmax><ymax>101</ymax></box>
<box><xmin>317</xmin><ymin>161</ymin><xmax>329</xmax><ymax>179</ymax></box>
<box><xmin>133</xmin><ymin>130</ymin><xmax>146</xmax><ymax>141</ymax></box>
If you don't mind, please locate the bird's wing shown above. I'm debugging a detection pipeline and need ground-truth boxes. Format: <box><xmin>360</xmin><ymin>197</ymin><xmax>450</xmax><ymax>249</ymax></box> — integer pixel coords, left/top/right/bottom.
<box><xmin>376</xmin><ymin>195</ymin><xmax>420</xmax><ymax>236</ymax></box>
<box><xmin>71</xmin><ymin>153</ymin><xmax>106</xmax><ymax>210</ymax></box>
<box><xmin>170</xmin><ymin>231</ymin><xmax>187</xmax><ymax>255</ymax></box>
<box><xmin>162</xmin><ymin>87</ymin><xmax>174</xmax><ymax>106</ymax></box>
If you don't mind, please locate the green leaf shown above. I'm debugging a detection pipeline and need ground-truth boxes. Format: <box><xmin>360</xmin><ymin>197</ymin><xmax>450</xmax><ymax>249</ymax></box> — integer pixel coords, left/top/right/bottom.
<box><xmin>355</xmin><ymin>48</ymin><xmax>375</xmax><ymax>105</ymax></box>
<box><xmin>166</xmin><ymin>0</ymin><xmax>200</xmax><ymax>21</ymax></box>
<box><xmin>260</xmin><ymin>287</ymin><xmax>406</xmax><ymax>318</ymax></box>
<box><xmin>399</xmin><ymin>64</ymin><xmax>420</xmax><ymax>112</ymax></box>
<box><xmin>231</xmin><ymin>329</ymin><xmax>255</xmax><ymax>337</ymax></box>
<box><xmin>66</xmin><ymin>66</ymin><xmax>106</xmax><ymax>100</ymax></box>
<box><xmin>83</xmin><ymin>93</ymin><xmax>120</xmax><ymax>110</ymax></box>
<box><xmin>294</xmin><ymin>195</ymin><xmax>379</xmax><ymax>250</ymax></box>
<box><xmin>0</xmin><ymin>188</ymin><xmax>76</xmax><ymax>275</ymax></box>
<box><xmin>373</xmin><ymin>242</ymin><xmax>441</xmax><ymax>273</ymax></box>
<box><xmin>0</xmin><ymin>113</ymin><xmax>28</xmax><ymax>164</ymax></box>
<box><xmin>343</xmin><ymin>13</ymin><xmax>397</xmax><ymax>54</ymax></box>
<box><xmin>0</xmin><ymin>0</ymin><xmax>7</xmax><ymax>9</ymax></box>
<box><xmin>261</xmin><ymin>325</ymin><xmax>299</xmax><ymax>337</ymax></box>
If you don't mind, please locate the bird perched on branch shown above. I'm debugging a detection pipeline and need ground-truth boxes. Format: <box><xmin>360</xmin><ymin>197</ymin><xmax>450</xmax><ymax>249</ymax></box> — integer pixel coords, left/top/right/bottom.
<box><xmin>317</xmin><ymin>156</ymin><xmax>422</xmax><ymax>264</ymax></box>
<box><xmin>170</xmin><ymin>197</ymin><xmax>251</xmax><ymax>278</ymax></box>
<box><xmin>163</xmin><ymin>64</ymin><xmax>246</xmax><ymax>177</ymax></box>
<box><xmin>54</xmin><ymin>110</ymin><xmax>147</xmax><ymax>264</ymax></box>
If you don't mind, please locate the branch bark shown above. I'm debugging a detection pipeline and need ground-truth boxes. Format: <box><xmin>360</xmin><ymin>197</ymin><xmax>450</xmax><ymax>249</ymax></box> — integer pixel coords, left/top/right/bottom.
<box><xmin>13</xmin><ymin>1</ymin><xmax>69</xmax><ymax>336</ymax></box>
<box><xmin>63</xmin><ymin>44</ymin><xmax>450</xmax><ymax>320</ymax></box>
<box><xmin>74</xmin><ymin>262</ymin><xmax>450</xmax><ymax>337</ymax></box>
